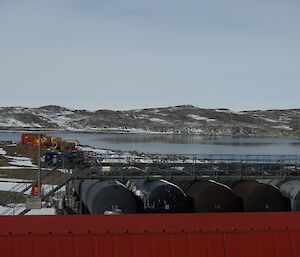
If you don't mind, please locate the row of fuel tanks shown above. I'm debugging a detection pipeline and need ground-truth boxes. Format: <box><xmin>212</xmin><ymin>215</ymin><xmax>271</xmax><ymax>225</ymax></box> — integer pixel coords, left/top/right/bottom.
<box><xmin>73</xmin><ymin>178</ymin><xmax>300</xmax><ymax>214</ymax></box>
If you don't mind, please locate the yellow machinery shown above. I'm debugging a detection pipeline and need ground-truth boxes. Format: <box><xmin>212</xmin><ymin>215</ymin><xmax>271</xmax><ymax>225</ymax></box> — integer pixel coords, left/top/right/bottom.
<box><xmin>24</xmin><ymin>133</ymin><xmax>80</xmax><ymax>151</ymax></box>
<box><xmin>32</xmin><ymin>136</ymin><xmax>62</xmax><ymax>147</ymax></box>
<box><xmin>51</xmin><ymin>139</ymin><xmax>80</xmax><ymax>151</ymax></box>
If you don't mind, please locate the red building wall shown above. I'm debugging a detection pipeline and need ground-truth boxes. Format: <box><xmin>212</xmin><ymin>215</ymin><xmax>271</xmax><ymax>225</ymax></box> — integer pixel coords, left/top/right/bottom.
<box><xmin>0</xmin><ymin>212</ymin><xmax>299</xmax><ymax>257</ymax></box>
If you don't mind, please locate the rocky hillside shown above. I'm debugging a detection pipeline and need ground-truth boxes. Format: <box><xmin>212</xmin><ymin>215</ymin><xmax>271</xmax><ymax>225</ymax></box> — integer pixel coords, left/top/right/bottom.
<box><xmin>0</xmin><ymin>105</ymin><xmax>299</xmax><ymax>137</ymax></box>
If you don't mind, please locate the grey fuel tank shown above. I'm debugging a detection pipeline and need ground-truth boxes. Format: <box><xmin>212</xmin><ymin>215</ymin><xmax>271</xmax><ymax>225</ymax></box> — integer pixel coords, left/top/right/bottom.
<box><xmin>227</xmin><ymin>180</ymin><xmax>290</xmax><ymax>212</ymax></box>
<box><xmin>126</xmin><ymin>179</ymin><xmax>188</xmax><ymax>213</ymax></box>
<box><xmin>259</xmin><ymin>179</ymin><xmax>300</xmax><ymax>211</ymax></box>
<box><xmin>75</xmin><ymin>179</ymin><xmax>137</xmax><ymax>214</ymax></box>
<box><xmin>180</xmin><ymin>180</ymin><xmax>243</xmax><ymax>212</ymax></box>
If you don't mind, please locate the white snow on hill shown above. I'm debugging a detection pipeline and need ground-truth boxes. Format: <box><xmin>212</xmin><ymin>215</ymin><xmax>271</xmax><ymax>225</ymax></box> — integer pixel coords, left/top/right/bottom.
<box><xmin>187</xmin><ymin>114</ymin><xmax>215</xmax><ymax>122</ymax></box>
<box><xmin>149</xmin><ymin>118</ymin><xmax>167</xmax><ymax>123</ymax></box>
<box><xmin>214</xmin><ymin>109</ymin><xmax>241</xmax><ymax>114</ymax></box>
<box><xmin>0</xmin><ymin>105</ymin><xmax>298</xmax><ymax>137</ymax></box>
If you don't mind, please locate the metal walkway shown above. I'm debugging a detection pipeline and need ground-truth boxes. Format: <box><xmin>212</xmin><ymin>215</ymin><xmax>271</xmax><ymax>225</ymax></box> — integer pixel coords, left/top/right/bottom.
<box><xmin>72</xmin><ymin>154</ymin><xmax>300</xmax><ymax>181</ymax></box>
<box><xmin>2</xmin><ymin>154</ymin><xmax>300</xmax><ymax>215</ymax></box>
<box><xmin>0</xmin><ymin>162</ymin><xmax>76</xmax><ymax>215</ymax></box>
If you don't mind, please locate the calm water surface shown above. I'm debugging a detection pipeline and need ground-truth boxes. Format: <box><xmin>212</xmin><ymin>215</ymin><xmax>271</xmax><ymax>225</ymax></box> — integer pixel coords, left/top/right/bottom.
<box><xmin>1</xmin><ymin>131</ymin><xmax>300</xmax><ymax>155</ymax></box>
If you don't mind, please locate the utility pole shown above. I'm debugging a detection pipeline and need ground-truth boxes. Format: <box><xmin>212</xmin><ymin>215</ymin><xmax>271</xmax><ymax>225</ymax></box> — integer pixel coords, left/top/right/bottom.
<box><xmin>26</xmin><ymin>133</ymin><xmax>42</xmax><ymax>210</ymax></box>
<box><xmin>38</xmin><ymin>134</ymin><xmax>42</xmax><ymax>197</ymax></box>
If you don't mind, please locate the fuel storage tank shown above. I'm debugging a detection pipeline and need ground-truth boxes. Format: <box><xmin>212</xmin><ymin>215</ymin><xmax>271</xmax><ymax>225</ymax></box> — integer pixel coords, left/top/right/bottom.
<box><xmin>227</xmin><ymin>180</ymin><xmax>290</xmax><ymax>212</ymax></box>
<box><xmin>259</xmin><ymin>179</ymin><xmax>300</xmax><ymax>211</ymax></box>
<box><xmin>180</xmin><ymin>180</ymin><xmax>243</xmax><ymax>212</ymax></box>
<box><xmin>126</xmin><ymin>179</ymin><xmax>188</xmax><ymax>213</ymax></box>
<box><xmin>75</xmin><ymin>180</ymin><xmax>137</xmax><ymax>214</ymax></box>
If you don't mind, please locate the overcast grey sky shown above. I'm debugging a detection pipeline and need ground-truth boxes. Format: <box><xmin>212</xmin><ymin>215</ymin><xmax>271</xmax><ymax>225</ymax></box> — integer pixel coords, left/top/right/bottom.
<box><xmin>0</xmin><ymin>0</ymin><xmax>299</xmax><ymax>110</ymax></box>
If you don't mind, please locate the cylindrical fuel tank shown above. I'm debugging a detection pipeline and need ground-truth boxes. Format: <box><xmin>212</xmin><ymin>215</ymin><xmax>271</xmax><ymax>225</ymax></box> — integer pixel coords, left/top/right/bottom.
<box><xmin>227</xmin><ymin>180</ymin><xmax>290</xmax><ymax>212</ymax></box>
<box><xmin>75</xmin><ymin>179</ymin><xmax>137</xmax><ymax>214</ymax></box>
<box><xmin>126</xmin><ymin>179</ymin><xmax>188</xmax><ymax>213</ymax></box>
<box><xmin>181</xmin><ymin>180</ymin><xmax>243</xmax><ymax>212</ymax></box>
<box><xmin>259</xmin><ymin>179</ymin><xmax>299</xmax><ymax>211</ymax></box>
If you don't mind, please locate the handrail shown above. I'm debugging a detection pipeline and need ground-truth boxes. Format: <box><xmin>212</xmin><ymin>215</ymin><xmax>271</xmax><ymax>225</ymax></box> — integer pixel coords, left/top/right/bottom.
<box><xmin>18</xmin><ymin>164</ymin><xmax>89</xmax><ymax>215</ymax></box>
<box><xmin>0</xmin><ymin>162</ymin><xmax>64</xmax><ymax>215</ymax></box>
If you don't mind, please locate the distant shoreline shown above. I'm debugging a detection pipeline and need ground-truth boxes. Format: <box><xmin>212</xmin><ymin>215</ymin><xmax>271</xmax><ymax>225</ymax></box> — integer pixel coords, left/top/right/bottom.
<box><xmin>0</xmin><ymin>105</ymin><xmax>299</xmax><ymax>139</ymax></box>
<box><xmin>0</xmin><ymin>127</ymin><xmax>299</xmax><ymax>139</ymax></box>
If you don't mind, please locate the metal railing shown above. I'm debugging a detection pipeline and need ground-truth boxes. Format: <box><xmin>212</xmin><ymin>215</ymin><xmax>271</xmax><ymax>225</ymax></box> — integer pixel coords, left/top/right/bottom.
<box><xmin>0</xmin><ymin>162</ymin><xmax>67</xmax><ymax>215</ymax></box>
<box><xmin>2</xmin><ymin>153</ymin><xmax>300</xmax><ymax>215</ymax></box>
<box><xmin>18</xmin><ymin>164</ymin><xmax>89</xmax><ymax>215</ymax></box>
<box><xmin>73</xmin><ymin>154</ymin><xmax>300</xmax><ymax>181</ymax></box>
<box><xmin>95</xmin><ymin>153</ymin><xmax>300</xmax><ymax>165</ymax></box>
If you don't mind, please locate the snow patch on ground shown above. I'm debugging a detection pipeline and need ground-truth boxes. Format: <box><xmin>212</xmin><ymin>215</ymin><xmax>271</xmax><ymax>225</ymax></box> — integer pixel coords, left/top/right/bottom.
<box><xmin>279</xmin><ymin>116</ymin><xmax>291</xmax><ymax>122</ymax></box>
<box><xmin>157</xmin><ymin>113</ymin><xmax>168</xmax><ymax>116</ymax></box>
<box><xmin>261</xmin><ymin>118</ymin><xmax>280</xmax><ymax>123</ymax></box>
<box><xmin>272</xmin><ymin>125</ymin><xmax>293</xmax><ymax>130</ymax></box>
<box><xmin>187</xmin><ymin>128</ymin><xmax>205</xmax><ymax>133</ymax></box>
<box><xmin>0</xmin><ymin>181</ymin><xmax>59</xmax><ymax>193</ymax></box>
<box><xmin>150</xmin><ymin>109</ymin><xmax>161</xmax><ymax>113</ymax></box>
<box><xmin>214</xmin><ymin>109</ymin><xmax>241</xmax><ymax>114</ymax></box>
<box><xmin>0</xmin><ymin>182</ymin><xmax>29</xmax><ymax>192</ymax></box>
<box><xmin>0</xmin><ymin>204</ymin><xmax>56</xmax><ymax>215</ymax></box>
<box><xmin>126</xmin><ymin>128</ymin><xmax>159</xmax><ymax>133</ymax></box>
<box><xmin>0</xmin><ymin>178</ymin><xmax>28</xmax><ymax>182</ymax></box>
<box><xmin>25</xmin><ymin>208</ymin><xmax>56</xmax><ymax>215</ymax></box>
<box><xmin>6</xmin><ymin>156</ymin><xmax>37</xmax><ymax>167</ymax></box>
<box><xmin>0</xmin><ymin>204</ymin><xmax>25</xmax><ymax>215</ymax></box>
<box><xmin>0</xmin><ymin>166</ymin><xmax>37</xmax><ymax>169</ymax></box>
<box><xmin>0</xmin><ymin>118</ymin><xmax>30</xmax><ymax>127</ymax></box>
<box><xmin>88</xmin><ymin>127</ymin><xmax>157</xmax><ymax>134</ymax></box>
<box><xmin>80</xmin><ymin>146</ymin><xmax>113</xmax><ymax>155</ymax></box>
<box><xmin>36</xmin><ymin>110</ymin><xmax>75</xmax><ymax>129</ymax></box>
<box><xmin>149</xmin><ymin>118</ymin><xmax>167</xmax><ymax>122</ymax></box>
<box><xmin>5</xmin><ymin>143</ymin><xmax>17</xmax><ymax>147</ymax></box>
<box><xmin>137</xmin><ymin>114</ymin><xmax>150</xmax><ymax>119</ymax></box>
<box><xmin>0</xmin><ymin>149</ymin><xmax>37</xmax><ymax>169</ymax></box>
<box><xmin>187</xmin><ymin>114</ymin><xmax>215</xmax><ymax>122</ymax></box>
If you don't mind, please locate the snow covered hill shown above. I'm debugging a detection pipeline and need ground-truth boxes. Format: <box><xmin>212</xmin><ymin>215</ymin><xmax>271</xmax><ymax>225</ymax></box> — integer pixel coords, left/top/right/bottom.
<box><xmin>0</xmin><ymin>105</ymin><xmax>299</xmax><ymax>137</ymax></box>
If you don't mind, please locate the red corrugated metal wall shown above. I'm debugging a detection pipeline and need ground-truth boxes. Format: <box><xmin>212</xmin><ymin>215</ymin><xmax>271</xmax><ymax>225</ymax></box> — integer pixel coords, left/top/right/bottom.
<box><xmin>0</xmin><ymin>212</ymin><xmax>300</xmax><ymax>257</ymax></box>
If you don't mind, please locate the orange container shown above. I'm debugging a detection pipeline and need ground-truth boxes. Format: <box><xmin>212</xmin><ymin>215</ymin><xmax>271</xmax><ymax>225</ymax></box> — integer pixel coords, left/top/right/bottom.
<box><xmin>21</xmin><ymin>133</ymin><xmax>45</xmax><ymax>145</ymax></box>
